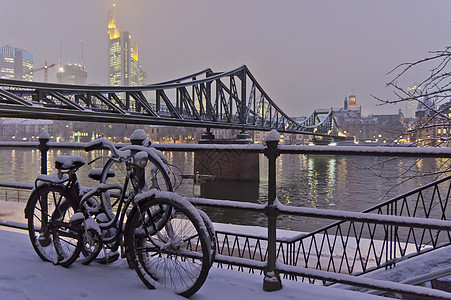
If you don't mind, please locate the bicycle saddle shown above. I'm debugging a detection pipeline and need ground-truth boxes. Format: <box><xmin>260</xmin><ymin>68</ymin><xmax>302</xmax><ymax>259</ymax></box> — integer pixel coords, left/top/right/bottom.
<box><xmin>88</xmin><ymin>168</ymin><xmax>115</xmax><ymax>181</ymax></box>
<box><xmin>55</xmin><ymin>155</ymin><xmax>86</xmax><ymax>170</ymax></box>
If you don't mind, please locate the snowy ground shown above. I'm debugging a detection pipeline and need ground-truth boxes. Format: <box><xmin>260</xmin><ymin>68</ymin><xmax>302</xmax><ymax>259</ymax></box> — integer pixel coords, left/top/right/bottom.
<box><xmin>0</xmin><ymin>228</ymin><xmax>387</xmax><ymax>300</ymax></box>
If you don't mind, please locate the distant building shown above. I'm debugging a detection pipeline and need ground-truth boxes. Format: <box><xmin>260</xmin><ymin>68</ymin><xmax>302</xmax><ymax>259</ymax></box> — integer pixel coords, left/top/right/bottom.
<box><xmin>1</xmin><ymin>119</ymin><xmax>54</xmax><ymax>141</ymax></box>
<box><xmin>412</xmin><ymin>96</ymin><xmax>451</xmax><ymax>146</ymax></box>
<box><xmin>333</xmin><ymin>95</ymin><xmax>362</xmax><ymax>122</ymax></box>
<box><xmin>56</xmin><ymin>64</ymin><xmax>87</xmax><ymax>85</ymax></box>
<box><xmin>107</xmin><ymin>4</ymin><xmax>147</xmax><ymax>86</ymax></box>
<box><xmin>342</xmin><ymin>110</ymin><xmax>407</xmax><ymax>143</ymax></box>
<box><xmin>333</xmin><ymin>95</ymin><xmax>407</xmax><ymax>143</ymax></box>
<box><xmin>0</xmin><ymin>46</ymin><xmax>33</xmax><ymax>81</ymax></box>
<box><xmin>405</xmin><ymin>82</ymin><xmax>421</xmax><ymax>118</ymax></box>
<box><xmin>347</xmin><ymin>95</ymin><xmax>358</xmax><ymax>109</ymax></box>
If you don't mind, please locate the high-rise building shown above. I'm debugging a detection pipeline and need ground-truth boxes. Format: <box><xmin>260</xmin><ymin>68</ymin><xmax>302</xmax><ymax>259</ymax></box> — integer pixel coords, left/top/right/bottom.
<box><xmin>405</xmin><ymin>82</ymin><xmax>421</xmax><ymax>119</ymax></box>
<box><xmin>107</xmin><ymin>4</ymin><xmax>147</xmax><ymax>86</ymax></box>
<box><xmin>0</xmin><ymin>46</ymin><xmax>33</xmax><ymax>81</ymax></box>
<box><xmin>56</xmin><ymin>64</ymin><xmax>87</xmax><ymax>85</ymax></box>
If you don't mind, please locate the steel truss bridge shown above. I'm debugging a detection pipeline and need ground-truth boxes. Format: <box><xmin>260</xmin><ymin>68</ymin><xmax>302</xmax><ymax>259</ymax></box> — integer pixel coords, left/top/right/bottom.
<box><xmin>0</xmin><ymin>65</ymin><xmax>340</xmax><ymax>138</ymax></box>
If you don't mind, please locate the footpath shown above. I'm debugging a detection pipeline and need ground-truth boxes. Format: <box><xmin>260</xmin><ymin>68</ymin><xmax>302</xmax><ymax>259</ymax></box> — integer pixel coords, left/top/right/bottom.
<box><xmin>0</xmin><ymin>227</ymin><xmax>387</xmax><ymax>300</ymax></box>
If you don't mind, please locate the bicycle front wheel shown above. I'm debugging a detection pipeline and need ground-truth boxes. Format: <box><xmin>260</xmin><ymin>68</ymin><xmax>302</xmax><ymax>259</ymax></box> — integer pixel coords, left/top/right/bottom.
<box><xmin>100</xmin><ymin>153</ymin><xmax>173</xmax><ymax>220</ymax></box>
<box><xmin>126</xmin><ymin>196</ymin><xmax>211</xmax><ymax>297</ymax></box>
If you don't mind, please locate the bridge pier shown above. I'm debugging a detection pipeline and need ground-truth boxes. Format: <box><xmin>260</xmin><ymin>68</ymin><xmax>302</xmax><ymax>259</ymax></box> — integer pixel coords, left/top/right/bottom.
<box><xmin>195</xmin><ymin>129</ymin><xmax>259</xmax><ymax>197</ymax></box>
<box><xmin>199</xmin><ymin>129</ymin><xmax>252</xmax><ymax>145</ymax></box>
<box><xmin>194</xmin><ymin>148</ymin><xmax>259</xmax><ymax>181</ymax></box>
<box><xmin>200</xmin><ymin>128</ymin><xmax>215</xmax><ymax>142</ymax></box>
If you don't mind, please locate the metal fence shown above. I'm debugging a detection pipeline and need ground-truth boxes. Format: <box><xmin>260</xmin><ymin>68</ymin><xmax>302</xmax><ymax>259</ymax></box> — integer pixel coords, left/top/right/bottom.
<box><xmin>1</xmin><ymin>136</ymin><xmax>451</xmax><ymax>299</ymax></box>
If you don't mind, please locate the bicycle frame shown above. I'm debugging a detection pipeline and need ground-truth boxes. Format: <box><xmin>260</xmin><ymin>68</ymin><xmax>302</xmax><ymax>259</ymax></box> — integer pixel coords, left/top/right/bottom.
<box><xmin>25</xmin><ymin>169</ymin><xmax>81</xmax><ymax>221</ymax></box>
<box><xmin>94</xmin><ymin>169</ymin><xmax>135</xmax><ymax>250</ymax></box>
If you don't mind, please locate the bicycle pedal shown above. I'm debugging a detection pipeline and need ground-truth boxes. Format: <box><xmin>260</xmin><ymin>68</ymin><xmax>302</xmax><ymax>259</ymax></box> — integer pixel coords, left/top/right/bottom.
<box><xmin>38</xmin><ymin>234</ymin><xmax>51</xmax><ymax>247</ymax></box>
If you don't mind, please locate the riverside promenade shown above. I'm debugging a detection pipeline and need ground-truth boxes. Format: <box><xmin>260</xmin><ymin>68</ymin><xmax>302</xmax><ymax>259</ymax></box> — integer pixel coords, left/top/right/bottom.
<box><xmin>0</xmin><ymin>228</ymin><xmax>386</xmax><ymax>300</ymax></box>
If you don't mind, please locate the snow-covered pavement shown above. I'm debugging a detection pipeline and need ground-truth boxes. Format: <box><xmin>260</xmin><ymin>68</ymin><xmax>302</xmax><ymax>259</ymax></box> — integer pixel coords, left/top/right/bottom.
<box><xmin>0</xmin><ymin>228</ymin><xmax>386</xmax><ymax>300</ymax></box>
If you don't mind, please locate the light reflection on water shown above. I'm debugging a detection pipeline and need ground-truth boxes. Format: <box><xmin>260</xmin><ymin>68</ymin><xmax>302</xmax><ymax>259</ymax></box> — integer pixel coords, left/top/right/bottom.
<box><xmin>167</xmin><ymin>152</ymin><xmax>451</xmax><ymax>231</ymax></box>
<box><xmin>1</xmin><ymin>149</ymin><xmax>449</xmax><ymax>232</ymax></box>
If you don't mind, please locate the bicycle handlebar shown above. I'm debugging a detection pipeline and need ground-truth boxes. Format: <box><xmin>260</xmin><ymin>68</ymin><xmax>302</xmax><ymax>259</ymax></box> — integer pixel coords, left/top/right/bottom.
<box><xmin>85</xmin><ymin>139</ymin><xmax>165</xmax><ymax>167</ymax></box>
<box><xmin>84</xmin><ymin>140</ymin><xmax>104</xmax><ymax>152</ymax></box>
<box><xmin>85</xmin><ymin>139</ymin><xmax>121</xmax><ymax>158</ymax></box>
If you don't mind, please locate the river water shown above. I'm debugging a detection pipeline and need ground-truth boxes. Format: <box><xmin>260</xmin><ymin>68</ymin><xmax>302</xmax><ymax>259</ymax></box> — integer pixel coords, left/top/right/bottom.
<box><xmin>0</xmin><ymin>149</ymin><xmax>449</xmax><ymax>232</ymax></box>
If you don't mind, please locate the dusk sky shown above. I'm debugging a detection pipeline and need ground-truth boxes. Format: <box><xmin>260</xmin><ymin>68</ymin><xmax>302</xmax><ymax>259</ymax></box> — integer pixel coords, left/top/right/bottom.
<box><xmin>2</xmin><ymin>0</ymin><xmax>451</xmax><ymax>117</ymax></box>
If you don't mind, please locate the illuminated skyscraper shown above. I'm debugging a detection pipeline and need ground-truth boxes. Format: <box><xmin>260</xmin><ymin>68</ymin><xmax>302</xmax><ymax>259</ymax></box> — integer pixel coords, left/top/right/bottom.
<box><xmin>56</xmin><ymin>64</ymin><xmax>87</xmax><ymax>85</ymax></box>
<box><xmin>0</xmin><ymin>46</ymin><xmax>33</xmax><ymax>81</ymax></box>
<box><xmin>107</xmin><ymin>4</ymin><xmax>147</xmax><ymax>86</ymax></box>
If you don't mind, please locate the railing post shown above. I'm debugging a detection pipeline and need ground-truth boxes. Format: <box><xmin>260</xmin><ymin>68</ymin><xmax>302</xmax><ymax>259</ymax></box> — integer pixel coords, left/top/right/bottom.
<box><xmin>130</xmin><ymin>129</ymin><xmax>148</xmax><ymax>191</ymax></box>
<box><xmin>130</xmin><ymin>128</ymin><xmax>147</xmax><ymax>146</ymax></box>
<box><xmin>263</xmin><ymin>129</ymin><xmax>282</xmax><ymax>291</ymax></box>
<box><xmin>38</xmin><ymin>131</ymin><xmax>50</xmax><ymax>175</ymax></box>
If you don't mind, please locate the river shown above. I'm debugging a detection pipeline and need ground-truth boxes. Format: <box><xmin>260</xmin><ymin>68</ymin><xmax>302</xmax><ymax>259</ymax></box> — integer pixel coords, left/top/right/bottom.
<box><xmin>0</xmin><ymin>149</ymin><xmax>449</xmax><ymax>232</ymax></box>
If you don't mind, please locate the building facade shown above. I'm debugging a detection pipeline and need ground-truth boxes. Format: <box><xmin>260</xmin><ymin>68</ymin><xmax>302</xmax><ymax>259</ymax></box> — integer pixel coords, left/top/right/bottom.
<box><xmin>1</xmin><ymin>119</ymin><xmax>54</xmax><ymax>141</ymax></box>
<box><xmin>334</xmin><ymin>95</ymin><xmax>407</xmax><ymax>143</ymax></box>
<box><xmin>107</xmin><ymin>4</ymin><xmax>147</xmax><ymax>86</ymax></box>
<box><xmin>412</xmin><ymin>97</ymin><xmax>451</xmax><ymax>146</ymax></box>
<box><xmin>0</xmin><ymin>46</ymin><xmax>33</xmax><ymax>81</ymax></box>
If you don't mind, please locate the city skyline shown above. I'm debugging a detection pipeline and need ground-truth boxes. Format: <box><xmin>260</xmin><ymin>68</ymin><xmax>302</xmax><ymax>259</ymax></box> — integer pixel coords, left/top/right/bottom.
<box><xmin>1</xmin><ymin>0</ymin><xmax>451</xmax><ymax>117</ymax></box>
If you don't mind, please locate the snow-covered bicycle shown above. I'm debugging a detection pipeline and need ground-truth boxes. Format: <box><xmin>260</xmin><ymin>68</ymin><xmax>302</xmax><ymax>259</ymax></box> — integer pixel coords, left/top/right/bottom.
<box><xmin>25</xmin><ymin>133</ymin><xmax>215</xmax><ymax>297</ymax></box>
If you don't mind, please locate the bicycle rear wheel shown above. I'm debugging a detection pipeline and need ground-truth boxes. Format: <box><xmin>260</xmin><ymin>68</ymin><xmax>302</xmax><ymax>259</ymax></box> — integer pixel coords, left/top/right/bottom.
<box><xmin>126</xmin><ymin>196</ymin><xmax>211</xmax><ymax>297</ymax></box>
<box><xmin>25</xmin><ymin>185</ymin><xmax>78</xmax><ymax>264</ymax></box>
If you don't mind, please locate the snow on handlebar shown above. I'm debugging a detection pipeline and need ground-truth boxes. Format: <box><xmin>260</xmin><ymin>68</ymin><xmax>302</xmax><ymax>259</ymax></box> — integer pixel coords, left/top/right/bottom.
<box><xmin>85</xmin><ymin>139</ymin><xmax>131</xmax><ymax>160</ymax></box>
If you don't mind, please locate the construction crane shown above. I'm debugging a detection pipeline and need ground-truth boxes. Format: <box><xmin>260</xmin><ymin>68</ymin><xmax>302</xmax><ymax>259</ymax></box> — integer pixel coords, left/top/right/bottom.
<box><xmin>24</xmin><ymin>61</ymin><xmax>55</xmax><ymax>82</ymax></box>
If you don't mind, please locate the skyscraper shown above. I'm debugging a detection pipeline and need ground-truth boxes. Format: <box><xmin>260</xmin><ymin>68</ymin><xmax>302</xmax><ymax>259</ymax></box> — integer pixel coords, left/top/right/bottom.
<box><xmin>405</xmin><ymin>82</ymin><xmax>421</xmax><ymax>119</ymax></box>
<box><xmin>0</xmin><ymin>46</ymin><xmax>33</xmax><ymax>81</ymax></box>
<box><xmin>107</xmin><ymin>3</ymin><xmax>147</xmax><ymax>86</ymax></box>
<box><xmin>56</xmin><ymin>64</ymin><xmax>87</xmax><ymax>85</ymax></box>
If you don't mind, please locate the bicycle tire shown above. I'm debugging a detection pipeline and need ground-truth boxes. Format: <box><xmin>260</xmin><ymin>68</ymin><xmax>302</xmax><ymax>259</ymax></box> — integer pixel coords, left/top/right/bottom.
<box><xmin>80</xmin><ymin>228</ymin><xmax>103</xmax><ymax>265</ymax></box>
<box><xmin>197</xmin><ymin>209</ymin><xmax>216</xmax><ymax>266</ymax></box>
<box><xmin>51</xmin><ymin>203</ymin><xmax>83</xmax><ymax>267</ymax></box>
<box><xmin>126</xmin><ymin>196</ymin><xmax>211</xmax><ymax>297</ymax></box>
<box><xmin>25</xmin><ymin>184</ymin><xmax>78</xmax><ymax>264</ymax></box>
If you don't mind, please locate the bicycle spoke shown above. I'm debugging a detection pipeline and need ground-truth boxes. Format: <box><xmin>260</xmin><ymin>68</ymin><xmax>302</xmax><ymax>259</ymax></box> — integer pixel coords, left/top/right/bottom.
<box><xmin>127</xmin><ymin>196</ymin><xmax>211</xmax><ymax>297</ymax></box>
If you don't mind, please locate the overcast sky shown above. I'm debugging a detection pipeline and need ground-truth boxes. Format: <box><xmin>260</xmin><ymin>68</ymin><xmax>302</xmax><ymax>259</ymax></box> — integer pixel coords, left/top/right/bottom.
<box><xmin>2</xmin><ymin>0</ymin><xmax>451</xmax><ymax>116</ymax></box>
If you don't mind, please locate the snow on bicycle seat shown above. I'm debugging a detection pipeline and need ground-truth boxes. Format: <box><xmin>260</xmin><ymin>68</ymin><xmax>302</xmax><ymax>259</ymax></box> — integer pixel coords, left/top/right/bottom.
<box><xmin>88</xmin><ymin>168</ymin><xmax>115</xmax><ymax>181</ymax></box>
<box><xmin>55</xmin><ymin>155</ymin><xmax>85</xmax><ymax>170</ymax></box>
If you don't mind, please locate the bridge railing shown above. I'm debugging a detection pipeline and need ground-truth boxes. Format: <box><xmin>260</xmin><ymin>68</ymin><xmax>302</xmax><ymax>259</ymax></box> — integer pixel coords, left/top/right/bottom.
<box><xmin>1</xmin><ymin>136</ymin><xmax>451</xmax><ymax>298</ymax></box>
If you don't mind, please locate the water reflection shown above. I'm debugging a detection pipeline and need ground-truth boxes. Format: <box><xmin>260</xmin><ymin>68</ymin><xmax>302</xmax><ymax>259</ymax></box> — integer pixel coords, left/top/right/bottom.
<box><xmin>201</xmin><ymin>180</ymin><xmax>259</xmax><ymax>201</ymax></box>
<box><xmin>0</xmin><ymin>149</ymin><xmax>449</xmax><ymax>232</ymax></box>
<box><xmin>199</xmin><ymin>180</ymin><xmax>263</xmax><ymax>225</ymax></box>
